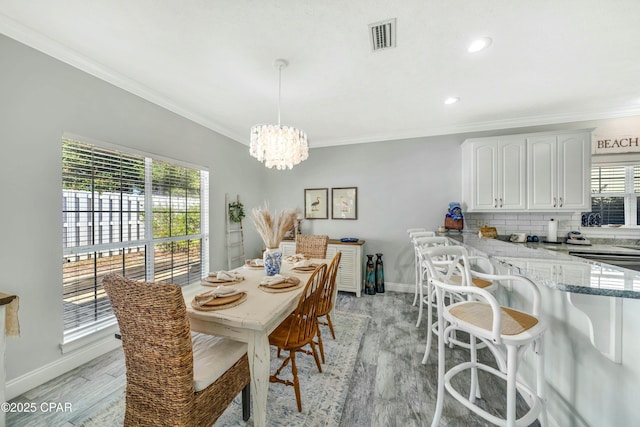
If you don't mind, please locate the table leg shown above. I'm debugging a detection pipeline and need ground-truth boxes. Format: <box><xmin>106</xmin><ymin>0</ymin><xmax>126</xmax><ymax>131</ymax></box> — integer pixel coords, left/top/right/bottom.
<box><xmin>248</xmin><ymin>330</ymin><xmax>270</xmax><ymax>427</ymax></box>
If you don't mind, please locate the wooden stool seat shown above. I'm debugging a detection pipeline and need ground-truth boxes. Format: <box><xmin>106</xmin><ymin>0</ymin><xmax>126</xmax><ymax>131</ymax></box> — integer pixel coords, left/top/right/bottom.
<box><xmin>449</xmin><ymin>302</ymin><xmax>539</xmax><ymax>336</ymax></box>
<box><xmin>449</xmin><ymin>275</ymin><xmax>493</xmax><ymax>289</ymax></box>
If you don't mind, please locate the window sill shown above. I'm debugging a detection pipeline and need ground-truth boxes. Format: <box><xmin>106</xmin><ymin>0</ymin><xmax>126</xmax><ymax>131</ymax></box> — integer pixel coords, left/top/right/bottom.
<box><xmin>60</xmin><ymin>320</ymin><xmax>119</xmax><ymax>354</ymax></box>
<box><xmin>580</xmin><ymin>225</ymin><xmax>640</xmax><ymax>240</ymax></box>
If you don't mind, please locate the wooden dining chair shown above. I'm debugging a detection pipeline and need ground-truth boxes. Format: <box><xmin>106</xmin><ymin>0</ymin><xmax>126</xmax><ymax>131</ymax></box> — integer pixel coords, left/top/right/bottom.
<box><xmin>102</xmin><ymin>274</ymin><xmax>251</xmax><ymax>426</ymax></box>
<box><xmin>295</xmin><ymin>234</ymin><xmax>329</xmax><ymax>259</ymax></box>
<box><xmin>315</xmin><ymin>251</ymin><xmax>342</xmax><ymax>364</ymax></box>
<box><xmin>269</xmin><ymin>263</ymin><xmax>327</xmax><ymax>412</ymax></box>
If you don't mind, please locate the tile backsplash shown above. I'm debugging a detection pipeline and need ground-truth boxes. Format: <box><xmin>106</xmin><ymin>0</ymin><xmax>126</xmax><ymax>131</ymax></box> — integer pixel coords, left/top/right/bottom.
<box><xmin>464</xmin><ymin>212</ymin><xmax>581</xmax><ymax>239</ymax></box>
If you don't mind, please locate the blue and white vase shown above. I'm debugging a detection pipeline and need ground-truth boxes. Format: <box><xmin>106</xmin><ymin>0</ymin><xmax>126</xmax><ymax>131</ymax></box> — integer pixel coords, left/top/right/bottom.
<box><xmin>263</xmin><ymin>248</ymin><xmax>283</xmax><ymax>276</ymax></box>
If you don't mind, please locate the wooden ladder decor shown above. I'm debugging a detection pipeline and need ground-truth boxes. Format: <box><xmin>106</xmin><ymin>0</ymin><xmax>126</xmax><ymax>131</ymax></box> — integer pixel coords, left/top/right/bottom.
<box><xmin>226</xmin><ymin>194</ymin><xmax>246</xmax><ymax>270</ymax></box>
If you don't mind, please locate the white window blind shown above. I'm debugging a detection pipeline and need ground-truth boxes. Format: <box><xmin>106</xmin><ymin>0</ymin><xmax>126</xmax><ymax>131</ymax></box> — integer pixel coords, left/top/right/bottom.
<box><xmin>62</xmin><ymin>138</ymin><xmax>209</xmax><ymax>342</ymax></box>
<box><xmin>591</xmin><ymin>165</ymin><xmax>638</xmax><ymax>225</ymax></box>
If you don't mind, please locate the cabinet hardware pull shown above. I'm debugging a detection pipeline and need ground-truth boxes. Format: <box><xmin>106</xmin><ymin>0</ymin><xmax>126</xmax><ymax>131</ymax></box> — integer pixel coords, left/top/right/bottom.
<box><xmin>494</xmin><ymin>198</ymin><xmax>498</xmax><ymax>208</ymax></box>
<box><xmin>553</xmin><ymin>197</ymin><xmax>557</xmax><ymax>208</ymax></box>
<box><xmin>559</xmin><ymin>197</ymin><xmax>564</xmax><ymax>207</ymax></box>
<box><xmin>499</xmin><ymin>198</ymin><xmax>503</xmax><ymax>207</ymax></box>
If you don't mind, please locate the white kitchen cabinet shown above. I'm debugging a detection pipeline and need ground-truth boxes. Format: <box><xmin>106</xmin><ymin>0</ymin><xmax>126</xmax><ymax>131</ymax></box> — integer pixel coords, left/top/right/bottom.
<box><xmin>279</xmin><ymin>239</ymin><xmax>364</xmax><ymax>297</ymax></box>
<box><xmin>527</xmin><ymin>130</ymin><xmax>591</xmax><ymax>211</ymax></box>
<box><xmin>462</xmin><ymin>136</ymin><xmax>527</xmax><ymax>211</ymax></box>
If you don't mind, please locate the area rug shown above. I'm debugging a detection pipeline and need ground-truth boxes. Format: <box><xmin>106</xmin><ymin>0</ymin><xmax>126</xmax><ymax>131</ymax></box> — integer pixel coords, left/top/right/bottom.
<box><xmin>83</xmin><ymin>310</ymin><xmax>369</xmax><ymax>427</ymax></box>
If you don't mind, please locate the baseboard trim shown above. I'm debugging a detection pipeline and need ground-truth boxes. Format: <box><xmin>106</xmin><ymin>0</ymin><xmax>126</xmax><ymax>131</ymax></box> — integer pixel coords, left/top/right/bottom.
<box><xmin>383</xmin><ymin>282</ymin><xmax>413</xmax><ymax>293</ymax></box>
<box><xmin>6</xmin><ymin>336</ymin><xmax>121</xmax><ymax>400</ymax></box>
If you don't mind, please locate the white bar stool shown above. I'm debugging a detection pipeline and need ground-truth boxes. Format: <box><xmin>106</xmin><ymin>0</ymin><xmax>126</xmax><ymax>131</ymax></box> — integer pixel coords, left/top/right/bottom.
<box><xmin>424</xmin><ymin>246</ymin><xmax>547</xmax><ymax>427</ymax></box>
<box><xmin>409</xmin><ymin>231</ymin><xmax>436</xmax><ymax>308</ymax></box>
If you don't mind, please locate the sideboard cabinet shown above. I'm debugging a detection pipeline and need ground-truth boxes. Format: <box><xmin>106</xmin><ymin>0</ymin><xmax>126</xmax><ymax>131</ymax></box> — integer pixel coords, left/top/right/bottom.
<box><xmin>280</xmin><ymin>239</ymin><xmax>364</xmax><ymax>297</ymax></box>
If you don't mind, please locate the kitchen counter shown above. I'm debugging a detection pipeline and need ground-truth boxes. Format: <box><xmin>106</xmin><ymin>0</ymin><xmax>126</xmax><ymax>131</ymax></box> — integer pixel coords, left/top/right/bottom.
<box><xmin>449</xmin><ymin>232</ymin><xmax>640</xmax><ymax>299</ymax></box>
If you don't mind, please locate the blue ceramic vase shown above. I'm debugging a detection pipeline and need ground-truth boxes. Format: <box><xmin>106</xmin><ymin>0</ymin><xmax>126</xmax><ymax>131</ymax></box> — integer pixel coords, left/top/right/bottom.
<box><xmin>263</xmin><ymin>248</ymin><xmax>283</xmax><ymax>276</ymax></box>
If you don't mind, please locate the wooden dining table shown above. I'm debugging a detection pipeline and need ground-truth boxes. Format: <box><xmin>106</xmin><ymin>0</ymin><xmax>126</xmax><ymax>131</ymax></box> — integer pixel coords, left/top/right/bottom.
<box><xmin>181</xmin><ymin>260</ymin><xmax>324</xmax><ymax>427</ymax></box>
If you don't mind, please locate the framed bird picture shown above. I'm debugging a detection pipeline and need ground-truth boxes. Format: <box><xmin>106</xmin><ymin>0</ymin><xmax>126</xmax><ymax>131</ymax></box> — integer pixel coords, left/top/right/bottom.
<box><xmin>332</xmin><ymin>187</ymin><xmax>357</xmax><ymax>220</ymax></box>
<box><xmin>304</xmin><ymin>188</ymin><xmax>328</xmax><ymax>219</ymax></box>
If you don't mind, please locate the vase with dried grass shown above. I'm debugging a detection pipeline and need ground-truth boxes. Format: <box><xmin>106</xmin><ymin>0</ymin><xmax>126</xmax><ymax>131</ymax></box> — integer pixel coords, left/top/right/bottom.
<box><xmin>252</xmin><ymin>205</ymin><xmax>297</xmax><ymax>276</ymax></box>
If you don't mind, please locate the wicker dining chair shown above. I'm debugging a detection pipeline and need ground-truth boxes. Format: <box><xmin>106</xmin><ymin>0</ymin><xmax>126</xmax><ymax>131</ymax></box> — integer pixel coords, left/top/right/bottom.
<box><xmin>269</xmin><ymin>263</ymin><xmax>327</xmax><ymax>412</ymax></box>
<box><xmin>102</xmin><ymin>274</ymin><xmax>251</xmax><ymax>426</ymax></box>
<box><xmin>315</xmin><ymin>251</ymin><xmax>342</xmax><ymax>364</ymax></box>
<box><xmin>295</xmin><ymin>234</ymin><xmax>329</xmax><ymax>259</ymax></box>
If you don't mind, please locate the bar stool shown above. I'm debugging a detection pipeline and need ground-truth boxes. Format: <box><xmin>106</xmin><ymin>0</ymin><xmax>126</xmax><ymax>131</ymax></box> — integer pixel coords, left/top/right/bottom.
<box><xmin>410</xmin><ymin>231</ymin><xmax>436</xmax><ymax>308</ymax></box>
<box><xmin>424</xmin><ymin>246</ymin><xmax>547</xmax><ymax>427</ymax></box>
<box><xmin>413</xmin><ymin>236</ymin><xmax>448</xmax><ymax>328</ymax></box>
<box><xmin>418</xmin><ymin>241</ymin><xmax>498</xmax><ymax>364</ymax></box>
<box><xmin>406</xmin><ymin>227</ymin><xmax>426</xmax><ymax>235</ymax></box>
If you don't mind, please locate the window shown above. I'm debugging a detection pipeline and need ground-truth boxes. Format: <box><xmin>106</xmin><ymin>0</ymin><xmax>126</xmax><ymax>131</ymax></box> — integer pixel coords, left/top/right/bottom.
<box><xmin>62</xmin><ymin>138</ymin><xmax>208</xmax><ymax>342</ymax></box>
<box><xmin>591</xmin><ymin>165</ymin><xmax>639</xmax><ymax>225</ymax></box>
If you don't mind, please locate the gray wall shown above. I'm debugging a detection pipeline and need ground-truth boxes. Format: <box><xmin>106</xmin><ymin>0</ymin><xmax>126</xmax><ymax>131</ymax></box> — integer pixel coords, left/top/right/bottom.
<box><xmin>0</xmin><ymin>34</ymin><xmax>267</xmax><ymax>389</ymax></box>
<box><xmin>264</xmin><ymin>136</ymin><xmax>463</xmax><ymax>285</ymax></box>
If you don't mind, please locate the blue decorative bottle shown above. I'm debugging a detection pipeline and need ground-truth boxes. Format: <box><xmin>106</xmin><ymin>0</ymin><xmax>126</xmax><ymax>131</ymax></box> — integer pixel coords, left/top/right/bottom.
<box><xmin>375</xmin><ymin>253</ymin><xmax>385</xmax><ymax>293</ymax></box>
<box><xmin>365</xmin><ymin>254</ymin><xmax>376</xmax><ymax>295</ymax></box>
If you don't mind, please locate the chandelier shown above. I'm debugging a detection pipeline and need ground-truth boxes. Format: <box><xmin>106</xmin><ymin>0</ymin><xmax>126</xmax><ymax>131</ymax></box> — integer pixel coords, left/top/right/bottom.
<box><xmin>250</xmin><ymin>59</ymin><xmax>309</xmax><ymax>170</ymax></box>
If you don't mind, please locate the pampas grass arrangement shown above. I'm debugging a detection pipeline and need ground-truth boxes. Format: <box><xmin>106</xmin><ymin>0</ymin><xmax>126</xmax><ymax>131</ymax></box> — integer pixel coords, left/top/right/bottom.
<box><xmin>252</xmin><ymin>204</ymin><xmax>298</xmax><ymax>249</ymax></box>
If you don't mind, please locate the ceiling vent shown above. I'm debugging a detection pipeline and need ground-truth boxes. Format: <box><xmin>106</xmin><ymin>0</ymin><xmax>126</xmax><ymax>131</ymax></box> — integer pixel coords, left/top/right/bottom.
<box><xmin>369</xmin><ymin>18</ymin><xmax>396</xmax><ymax>52</ymax></box>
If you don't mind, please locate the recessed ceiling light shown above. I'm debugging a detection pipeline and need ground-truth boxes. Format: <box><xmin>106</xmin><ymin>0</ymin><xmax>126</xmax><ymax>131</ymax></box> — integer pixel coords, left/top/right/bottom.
<box><xmin>444</xmin><ymin>97</ymin><xmax>460</xmax><ymax>105</ymax></box>
<box><xmin>468</xmin><ymin>37</ymin><xmax>492</xmax><ymax>53</ymax></box>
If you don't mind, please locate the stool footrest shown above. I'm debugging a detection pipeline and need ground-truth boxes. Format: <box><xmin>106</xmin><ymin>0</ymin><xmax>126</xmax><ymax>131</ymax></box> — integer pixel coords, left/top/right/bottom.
<box><xmin>444</xmin><ymin>361</ymin><xmax>544</xmax><ymax>427</ymax></box>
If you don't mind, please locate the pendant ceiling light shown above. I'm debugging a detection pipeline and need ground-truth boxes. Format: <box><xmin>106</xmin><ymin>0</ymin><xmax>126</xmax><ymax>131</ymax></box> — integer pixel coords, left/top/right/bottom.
<box><xmin>250</xmin><ymin>59</ymin><xmax>309</xmax><ymax>170</ymax></box>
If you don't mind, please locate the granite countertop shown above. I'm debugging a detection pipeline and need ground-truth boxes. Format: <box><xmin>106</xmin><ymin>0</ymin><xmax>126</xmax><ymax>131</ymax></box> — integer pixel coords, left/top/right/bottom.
<box><xmin>449</xmin><ymin>232</ymin><xmax>640</xmax><ymax>299</ymax></box>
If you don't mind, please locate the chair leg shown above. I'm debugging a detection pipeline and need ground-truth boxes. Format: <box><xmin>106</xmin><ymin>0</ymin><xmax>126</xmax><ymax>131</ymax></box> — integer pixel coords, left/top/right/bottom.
<box><xmin>310</xmin><ymin>340</ymin><xmax>323</xmax><ymax>373</ymax></box>
<box><xmin>326</xmin><ymin>313</ymin><xmax>336</xmax><ymax>339</ymax></box>
<box><xmin>469</xmin><ymin>333</ymin><xmax>481</xmax><ymax>402</ymax></box>
<box><xmin>506</xmin><ymin>344</ymin><xmax>518</xmax><ymax>427</ymax></box>
<box><xmin>412</xmin><ymin>255</ymin><xmax>419</xmax><ymax>306</ymax></box>
<box><xmin>316</xmin><ymin>327</ymin><xmax>325</xmax><ymax>364</ymax></box>
<box><xmin>536</xmin><ymin>337</ymin><xmax>548</xmax><ymax>427</ymax></box>
<box><xmin>421</xmin><ymin>280</ymin><xmax>433</xmax><ymax>364</ymax></box>
<box><xmin>242</xmin><ymin>384</ymin><xmax>251</xmax><ymax>421</ymax></box>
<box><xmin>291</xmin><ymin>350</ymin><xmax>302</xmax><ymax>412</ymax></box>
<box><xmin>415</xmin><ymin>269</ymin><xmax>426</xmax><ymax>327</ymax></box>
<box><xmin>430</xmin><ymin>292</ymin><xmax>446</xmax><ymax>427</ymax></box>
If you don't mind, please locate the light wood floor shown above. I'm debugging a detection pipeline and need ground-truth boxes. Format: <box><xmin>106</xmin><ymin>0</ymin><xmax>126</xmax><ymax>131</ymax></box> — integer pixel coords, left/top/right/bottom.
<box><xmin>8</xmin><ymin>290</ymin><xmax>540</xmax><ymax>426</ymax></box>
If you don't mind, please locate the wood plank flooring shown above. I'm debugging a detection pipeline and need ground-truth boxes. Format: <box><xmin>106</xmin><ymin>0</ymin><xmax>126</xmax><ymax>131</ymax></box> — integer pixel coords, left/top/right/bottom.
<box><xmin>8</xmin><ymin>290</ymin><xmax>540</xmax><ymax>426</ymax></box>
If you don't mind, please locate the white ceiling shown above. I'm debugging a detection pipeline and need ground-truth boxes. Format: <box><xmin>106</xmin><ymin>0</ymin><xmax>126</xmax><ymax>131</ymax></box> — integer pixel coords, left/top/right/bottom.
<box><xmin>2</xmin><ymin>1</ymin><xmax>640</xmax><ymax>148</ymax></box>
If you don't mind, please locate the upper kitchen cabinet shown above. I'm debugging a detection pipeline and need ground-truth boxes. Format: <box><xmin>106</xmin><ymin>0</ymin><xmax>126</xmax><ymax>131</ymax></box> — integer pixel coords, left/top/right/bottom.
<box><xmin>462</xmin><ymin>136</ymin><xmax>527</xmax><ymax>211</ymax></box>
<box><xmin>527</xmin><ymin>130</ymin><xmax>592</xmax><ymax>211</ymax></box>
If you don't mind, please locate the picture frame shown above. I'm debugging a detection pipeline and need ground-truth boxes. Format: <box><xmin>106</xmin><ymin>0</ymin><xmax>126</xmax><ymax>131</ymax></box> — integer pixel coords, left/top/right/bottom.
<box><xmin>332</xmin><ymin>187</ymin><xmax>358</xmax><ymax>220</ymax></box>
<box><xmin>304</xmin><ymin>188</ymin><xmax>328</xmax><ymax>219</ymax></box>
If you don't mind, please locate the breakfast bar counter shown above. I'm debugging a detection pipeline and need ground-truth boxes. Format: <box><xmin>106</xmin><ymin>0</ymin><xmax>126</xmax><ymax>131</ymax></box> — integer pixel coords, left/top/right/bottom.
<box><xmin>449</xmin><ymin>232</ymin><xmax>640</xmax><ymax>299</ymax></box>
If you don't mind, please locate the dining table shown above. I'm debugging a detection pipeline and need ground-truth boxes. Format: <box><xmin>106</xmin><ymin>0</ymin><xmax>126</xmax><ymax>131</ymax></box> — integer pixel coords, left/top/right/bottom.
<box><xmin>181</xmin><ymin>259</ymin><xmax>325</xmax><ymax>427</ymax></box>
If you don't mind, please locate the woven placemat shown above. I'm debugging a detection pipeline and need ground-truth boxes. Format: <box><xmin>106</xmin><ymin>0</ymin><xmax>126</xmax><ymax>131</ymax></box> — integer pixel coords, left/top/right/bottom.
<box><xmin>259</xmin><ymin>281</ymin><xmax>303</xmax><ymax>293</ymax></box>
<box><xmin>290</xmin><ymin>264</ymin><xmax>319</xmax><ymax>273</ymax></box>
<box><xmin>201</xmin><ymin>277</ymin><xmax>244</xmax><ymax>286</ymax></box>
<box><xmin>191</xmin><ymin>292</ymin><xmax>248</xmax><ymax>311</ymax></box>
<box><xmin>244</xmin><ymin>260</ymin><xmax>264</xmax><ymax>269</ymax></box>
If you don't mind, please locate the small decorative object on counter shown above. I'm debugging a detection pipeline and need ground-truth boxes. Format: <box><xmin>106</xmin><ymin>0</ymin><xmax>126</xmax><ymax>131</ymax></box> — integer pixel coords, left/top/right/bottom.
<box><xmin>444</xmin><ymin>202</ymin><xmax>464</xmax><ymax>232</ymax></box>
<box><xmin>375</xmin><ymin>253</ymin><xmax>385</xmax><ymax>293</ymax></box>
<box><xmin>365</xmin><ymin>254</ymin><xmax>376</xmax><ymax>295</ymax></box>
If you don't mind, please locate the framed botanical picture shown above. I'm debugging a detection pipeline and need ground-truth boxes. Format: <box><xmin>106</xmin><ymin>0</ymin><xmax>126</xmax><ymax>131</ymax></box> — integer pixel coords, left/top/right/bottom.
<box><xmin>304</xmin><ymin>188</ymin><xmax>328</xmax><ymax>219</ymax></box>
<box><xmin>332</xmin><ymin>187</ymin><xmax>358</xmax><ymax>220</ymax></box>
